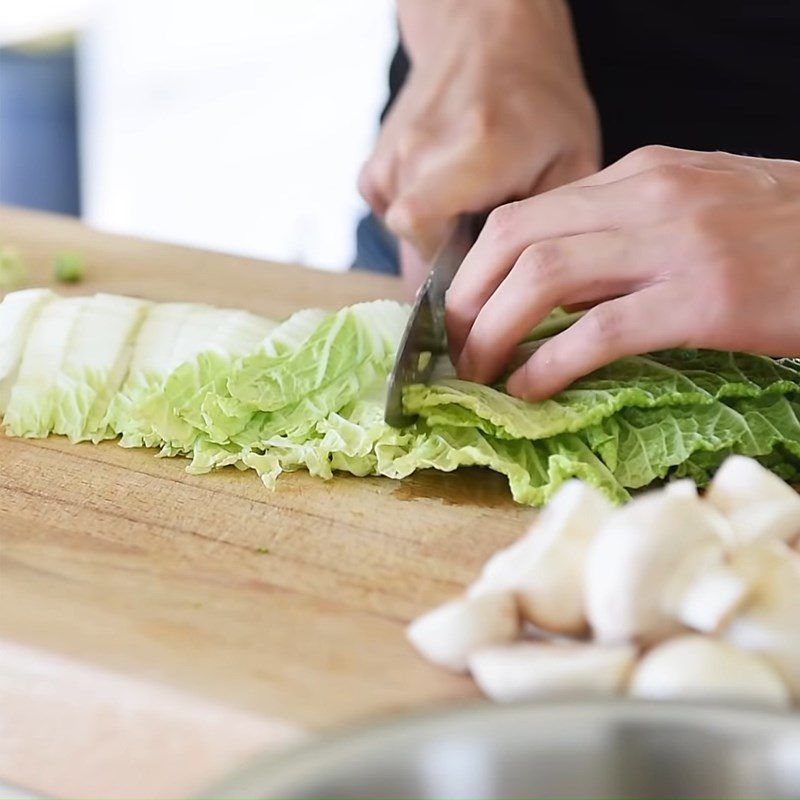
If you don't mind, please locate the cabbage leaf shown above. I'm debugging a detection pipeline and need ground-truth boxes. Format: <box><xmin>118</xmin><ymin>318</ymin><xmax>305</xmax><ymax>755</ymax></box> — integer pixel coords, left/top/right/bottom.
<box><xmin>2</xmin><ymin>288</ymin><xmax>800</xmax><ymax>506</ymax></box>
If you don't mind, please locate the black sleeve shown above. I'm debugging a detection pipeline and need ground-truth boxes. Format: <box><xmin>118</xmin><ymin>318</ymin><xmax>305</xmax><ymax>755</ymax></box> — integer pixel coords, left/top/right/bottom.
<box><xmin>380</xmin><ymin>39</ymin><xmax>410</xmax><ymax>123</ymax></box>
<box><xmin>378</xmin><ymin>4</ymin><xmax>800</xmax><ymax>164</ymax></box>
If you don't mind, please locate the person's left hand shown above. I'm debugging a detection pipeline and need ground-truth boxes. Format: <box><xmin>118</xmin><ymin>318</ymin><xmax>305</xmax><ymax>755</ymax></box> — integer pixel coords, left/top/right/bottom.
<box><xmin>445</xmin><ymin>145</ymin><xmax>800</xmax><ymax>399</ymax></box>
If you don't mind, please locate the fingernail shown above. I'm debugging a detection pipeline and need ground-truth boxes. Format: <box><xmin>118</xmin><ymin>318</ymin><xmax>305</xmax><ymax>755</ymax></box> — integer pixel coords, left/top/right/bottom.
<box><xmin>456</xmin><ymin>351</ymin><xmax>475</xmax><ymax>381</ymax></box>
<box><xmin>506</xmin><ymin>369</ymin><xmax>526</xmax><ymax>398</ymax></box>
<box><xmin>507</xmin><ymin>365</ymin><xmax>550</xmax><ymax>401</ymax></box>
<box><xmin>447</xmin><ymin>340</ymin><xmax>461</xmax><ymax>368</ymax></box>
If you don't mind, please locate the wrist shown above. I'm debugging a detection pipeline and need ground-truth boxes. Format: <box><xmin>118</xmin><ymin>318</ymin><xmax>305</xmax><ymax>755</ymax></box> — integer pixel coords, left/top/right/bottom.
<box><xmin>398</xmin><ymin>0</ymin><xmax>574</xmax><ymax>69</ymax></box>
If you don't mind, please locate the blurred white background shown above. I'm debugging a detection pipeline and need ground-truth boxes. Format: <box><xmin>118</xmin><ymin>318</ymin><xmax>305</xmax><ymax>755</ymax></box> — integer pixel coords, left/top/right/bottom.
<box><xmin>1</xmin><ymin>0</ymin><xmax>396</xmax><ymax>271</ymax></box>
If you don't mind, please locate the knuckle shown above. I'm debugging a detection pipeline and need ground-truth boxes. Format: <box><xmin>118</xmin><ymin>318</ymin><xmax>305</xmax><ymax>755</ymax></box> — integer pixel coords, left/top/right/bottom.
<box><xmin>586</xmin><ymin>303</ymin><xmax>625</xmax><ymax>347</ymax></box>
<box><xmin>394</xmin><ymin>126</ymin><xmax>429</xmax><ymax>164</ymax></box>
<box><xmin>643</xmin><ymin>162</ymin><xmax>702</xmax><ymax>204</ymax></box>
<box><xmin>385</xmin><ymin>203</ymin><xmax>410</xmax><ymax>236</ymax></box>
<box><xmin>625</xmin><ymin>144</ymin><xmax>680</xmax><ymax>172</ymax></box>
<box><xmin>445</xmin><ymin>289</ymin><xmax>480</xmax><ymax>330</ymax></box>
<box><xmin>385</xmin><ymin>199</ymin><xmax>426</xmax><ymax>241</ymax></box>
<box><xmin>446</xmin><ymin>285</ymin><xmax>487</xmax><ymax>339</ymax></box>
<box><xmin>483</xmin><ymin>201</ymin><xmax>524</xmax><ymax>247</ymax></box>
<box><xmin>517</xmin><ymin>242</ymin><xmax>564</xmax><ymax>291</ymax></box>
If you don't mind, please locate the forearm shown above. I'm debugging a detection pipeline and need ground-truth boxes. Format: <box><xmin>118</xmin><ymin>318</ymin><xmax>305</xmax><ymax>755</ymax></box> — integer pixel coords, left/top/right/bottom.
<box><xmin>360</xmin><ymin>0</ymin><xmax>599</xmax><ymax>289</ymax></box>
<box><xmin>397</xmin><ymin>0</ymin><xmax>584</xmax><ymax>76</ymax></box>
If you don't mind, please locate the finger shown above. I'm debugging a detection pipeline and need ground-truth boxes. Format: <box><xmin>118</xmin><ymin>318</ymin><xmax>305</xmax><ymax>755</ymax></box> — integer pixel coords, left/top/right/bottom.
<box><xmin>573</xmin><ymin>144</ymin><xmax>773</xmax><ymax>189</ymax></box>
<box><xmin>573</xmin><ymin>145</ymin><xmax>705</xmax><ymax>188</ymax></box>
<box><xmin>505</xmin><ymin>285</ymin><xmax>691</xmax><ymax>400</ymax></box>
<box><xmin>445</xmin><ymin>157</ymin><xmax>745</xmax><ymax>361</ymax></box>
<box><xmin>399</xmin><ymin>241</ymin><xmax>430</xmax><ymax>296</ymax></box>
<box><xmin>358</xmin><ymin>160</ymin><xmax>391</xmax><ymax>217</ymax></box>
<box><xmin>446</xmin><ymin>173</ymin><xmax>652</xmax><ymax>359</ymax></box>
<box><xmin>456</xmin><ymin>230</ymin><xmax>648</xmax><ymax>384</ymax></box>
<box><xmin>384</xmin><ymin>145</ymin><xmax>490</xmax><ymax>260</ymax></box>
<box><xmin>385</xmin><ymin>195</ymin><xmax>452</xmax><ymax>263</ymax></box>
<box><xmin>357</xmin><ymin>86</ymin><xmax>418</xmax><ymax>216</ymax></box>
<box><xmin>359</xmin><ymin>134</ymin><xmax>402</xmax><ymax>217</ymax></box>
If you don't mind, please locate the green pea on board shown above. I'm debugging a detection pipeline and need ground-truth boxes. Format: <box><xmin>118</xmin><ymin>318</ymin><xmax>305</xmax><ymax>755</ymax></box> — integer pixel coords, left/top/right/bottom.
<box><xmin>55</xmin><ymin>251</ymin><xmax>86</xmax><ymax>283</ymax></box>
<box><xmin>0</xmin><ymin>246</ymin><xmax>27</xmax><ymax>291</ymax></box>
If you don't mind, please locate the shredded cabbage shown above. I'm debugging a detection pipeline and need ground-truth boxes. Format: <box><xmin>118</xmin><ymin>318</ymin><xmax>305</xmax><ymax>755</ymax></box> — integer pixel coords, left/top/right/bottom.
<box><xmin>3</xmin><ymin>289</ymin><xmax>800</xmax><ymax>506</ymax></box>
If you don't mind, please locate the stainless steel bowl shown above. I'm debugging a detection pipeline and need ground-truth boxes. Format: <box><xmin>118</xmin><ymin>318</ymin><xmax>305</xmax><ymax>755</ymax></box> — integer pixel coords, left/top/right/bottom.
<box><xmin>207</xmin><ymin>700</ymin><xmax>800</xmax><ymax>799</ymax></box>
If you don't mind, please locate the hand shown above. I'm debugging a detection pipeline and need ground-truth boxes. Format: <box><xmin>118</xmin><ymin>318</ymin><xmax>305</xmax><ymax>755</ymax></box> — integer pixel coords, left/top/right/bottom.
<box><xmin>446</xmin><ymin>145</ymin><xmax>800</xmax><ymax>398</ymax></box>
<box><xmin>358</xmin><ymin>0</ymin><xmax>599</xmax><ymax>291</ymax></box>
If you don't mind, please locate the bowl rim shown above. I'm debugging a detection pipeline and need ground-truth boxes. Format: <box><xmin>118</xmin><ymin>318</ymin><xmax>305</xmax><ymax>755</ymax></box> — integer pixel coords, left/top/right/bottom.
<box><xmin>202</xmin><ymin>698</ymin><xmax>800</xmax><ymax>799</ymax></box>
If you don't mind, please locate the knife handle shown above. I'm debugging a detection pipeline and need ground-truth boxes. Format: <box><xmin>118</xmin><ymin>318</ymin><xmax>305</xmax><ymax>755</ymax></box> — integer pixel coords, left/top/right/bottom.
<box><xmin>464</xmin><ymin>212</ymin><xmax>489</xmax><ymax>243</ymax></box>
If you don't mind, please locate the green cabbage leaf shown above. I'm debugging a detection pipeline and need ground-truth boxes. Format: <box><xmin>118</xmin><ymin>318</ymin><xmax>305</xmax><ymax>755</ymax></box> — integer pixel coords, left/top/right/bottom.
<box><xmin>3</xmin><ymin>289</ymin><xmax>800</xmax><ymax>506</ymax></box>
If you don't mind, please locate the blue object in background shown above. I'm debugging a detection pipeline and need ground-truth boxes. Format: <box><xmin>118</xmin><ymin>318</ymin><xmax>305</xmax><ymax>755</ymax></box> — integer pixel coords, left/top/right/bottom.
<box><xmin>353</xmin><ymin>210</ymin><xmax>400</xmax><ymax>275</ymax></box>
<box><xmin>0</xmin><ymin>43</ymin><xmax>81</xmax><ymax>216</ymax></box>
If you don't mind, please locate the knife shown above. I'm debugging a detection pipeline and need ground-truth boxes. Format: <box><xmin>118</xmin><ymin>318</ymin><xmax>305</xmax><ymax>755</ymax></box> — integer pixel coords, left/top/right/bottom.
<box><xmin>384</xmin><ymin>217</ymin><xmax>587</xmax><ymax>427</ymax></box>
<box><xmin>384</xmin><ymin>215</ymin><xmax>477</xmax><ymax>427</ymax></box>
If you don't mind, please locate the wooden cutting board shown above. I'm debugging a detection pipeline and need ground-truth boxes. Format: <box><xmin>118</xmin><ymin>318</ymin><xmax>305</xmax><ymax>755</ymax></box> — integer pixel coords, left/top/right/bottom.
<box><xmin>0</xmin><ymin>207</ymin><xmax>533</xmax><ymax>798</ymax></box>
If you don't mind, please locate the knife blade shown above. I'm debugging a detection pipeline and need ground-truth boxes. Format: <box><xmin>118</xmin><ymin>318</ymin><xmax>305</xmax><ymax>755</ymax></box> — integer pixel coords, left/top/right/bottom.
<box><xmin>384</xmin><ymin>215</ymin><xmax>476</xmax><ymax>427</ymax></box>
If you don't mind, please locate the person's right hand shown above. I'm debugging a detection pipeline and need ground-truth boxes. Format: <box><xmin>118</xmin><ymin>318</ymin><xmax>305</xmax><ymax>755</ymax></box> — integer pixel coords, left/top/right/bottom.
<box><xmin>358</xmin><ymin>0</ymin><xmax>600</xmax><ymax>291</ymax></box>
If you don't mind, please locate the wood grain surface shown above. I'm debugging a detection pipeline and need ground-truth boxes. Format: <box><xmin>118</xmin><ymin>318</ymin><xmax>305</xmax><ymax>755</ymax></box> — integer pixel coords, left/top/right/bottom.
<box><xmin>0</xmin><ymin>207</ymin><xmax>533</xmax><ymax>798</ymax></box>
